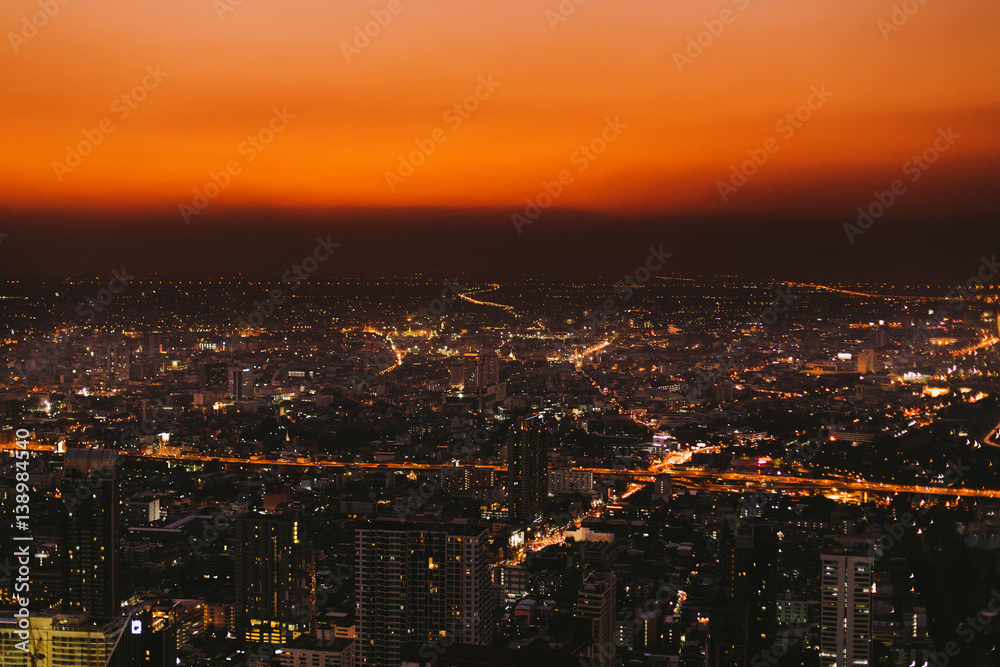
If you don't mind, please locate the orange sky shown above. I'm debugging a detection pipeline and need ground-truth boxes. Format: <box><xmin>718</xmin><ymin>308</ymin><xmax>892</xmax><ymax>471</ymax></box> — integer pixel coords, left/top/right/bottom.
<box><xmin>2</xmin><ymin>0</ymin><xmax>998</xmax><ymax>217</ymax></box>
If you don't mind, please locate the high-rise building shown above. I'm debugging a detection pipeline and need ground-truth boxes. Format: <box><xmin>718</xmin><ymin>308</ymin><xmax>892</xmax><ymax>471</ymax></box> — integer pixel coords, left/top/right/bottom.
<box><xmin>229</xmin><ymin>367</ymin><xmax>255</xmax><ymax>401</ymax></box>
<box><xmin>144</xmin><ymin>332</ymin><xmax>162</xmax><ymax>357</ymax></box>
<box><xmin>0</xmin><ymin>396</ymin><xmax>23</xmax><ymax>444</ymax></box>
<box><xmin>451</xmin><ymin>352</ymin><xmax>501</xmax><ymax>411</ymax></box>
<box><xmin>1</xmin><ymin>615</ymin><xmax>123</xmax><ymax>667</ymax></box>
<box><xmin>653</xmin><ymin>473</ymin><xmax>671</xmax><ymax>502</ymax></box>
<box><xmin>713</xmin><ymin>380</ymin><xmax>735</xmax><ymax>403</ymax></box>
<box><xmin>548</xmin><ymin>468</ymin><xmax>594</xmax><ymax>495</ymax></box>
<box><xmin>61</xmin><ymin>450</ymin><xmax>120</xmax><ymax>620</ymax></box>
<box><xmin>871</xmin><ymin>560</ymin><xmax>896</xmax><ymax>656</ymax></box>
<box><xmin>124</xmin><ymin>498</ymin><xmax>161</xmax><ymax>526</ymax></box>
<box><xmin>355</xmin><ymin>518</ymin><xmax>492</xmax><ymax>667</ymax></box>
<box><xmin>615</xmin><ymin>607</ymin><xmax>661</xmax><ymax>652</ymax></box>
<box><xmin>128</xmin><ymin>606</ymin><xmax>178</xmax><ymax>667</ymax></box>
<box><xmin>820</xmin><ymin>541</ymin><xmax>874</xmax><ymax>667</ymax></box>
<box><xmin>507</xmin><ymin>417</ymin><xmax>547</xmax><ymax>523</ymax></box>
<box><xmin>857</xmin><ymin>348</ymin><xmax>878</xmax><ymax>374</ymax></box>
<box><xmin>449</xmin><ymin>359</ymin><xmax>467</xmax><ymax>389</ymax></box>
<box><xmin>461</xmin><ymin>352</ymin><xmax>501</xmax><ymax>391</ymax></box>
<box><xmin>575</xmin><ymin>571</ymin><xmax>616</xmax><ymax>661</ymax></box>
<box><xmin>0</xmin><ymin>605</ymin><xmax>176</xmax><ymax>667</ymax></box>
<box><xmin>201</xmin><ymin>362</ymin><xmax>228</xmax><ymax>388</ymax></box>
<box><xmin>708</xmin><ymin>522</ymin><xmax>778</xmax><ymax>667</ymax></box>
<box><xmin>104</xmin><ymin>340</ymin><xmax>131</xmax><ymax>382</ymax></box>
<box><xmin>868</xmin><ymin>326</ymin><xmax>888</xmax><ymax>348</ymax></box>
<box><xmin>478</xmin><ymin>353</ymin><xmax>500</xmax><ymax>389</ymax></box>
<box><xmin>234</xmin><ymin>507</ymin><xmax>315</xmax><ymax>645</ymax></box>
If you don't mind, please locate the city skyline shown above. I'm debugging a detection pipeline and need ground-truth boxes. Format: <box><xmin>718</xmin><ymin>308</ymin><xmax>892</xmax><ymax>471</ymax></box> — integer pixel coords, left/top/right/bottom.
<box><xmin>3</xmin><ymin>2</ymin><xmax>1000</xmax><ymax>666</ymax></box>
<box><xmin>2</xmin><ymin>274</ymin><xmax>999</xmax><ymax>666</ymax></box>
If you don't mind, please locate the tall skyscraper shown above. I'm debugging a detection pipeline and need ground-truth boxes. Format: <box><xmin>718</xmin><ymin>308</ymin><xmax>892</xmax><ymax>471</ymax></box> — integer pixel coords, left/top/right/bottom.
<box><xmin>0</xmin><ymin>395</ymin><xmax>23</xmax><ymax>444</ymax></box>
<box><xmin>201</xmin><ymin>362</ymin><xmax>228</xmax><ymax>388</ymax></box>
<box><xmin>234</xmin><ymin>507</ymin><xmax>315</xmax><ymax>645</ymax></box>
<box><xmin>61</xmin><ymin>450</ymin><xmax>120</xmax><ymax>620</ymax></box>
<box><xmin>356</xmin><ymin>518</ymin><xmax>492</xmax><ymax>667</ymax></box>
<box><xmin>576</xmin><ymin>571</ymin><xmax>616</xmax><ymax>662</ymax></box>
<box><xmin>708</xmin><ymin>522</ymin><xmax>778</xmax><ymax>667</ymax></box>
<box><xmin>857</xmin><ymin>348</ymin><xmax>878</xmax><ymax>374</ymax></box>
<box><xmin>144</xmin><ymin>332</ymin><xmax>162</xmax><ymax>357</ymax></box>
<box><xmin>229</xmin><ymin>367</ymin><xmax>255</xmax><ymax>401</ymax></box>
<box><xmin>507</xmin><ymin>417</ymin><xmax>547</xmax><ymax>523</ymax></box>
<box><xmin>452</xmin><ymin>352</ymin><xmax>501</xmax><ymax>411</ymax></box>
<box><xmin>820</xmin><ymin>541</ymin><xmax>874</xmax><ymax>667</ymax></box>
<box><xmin>449</xmin><ymin>359</ymin><xmax>466</xmax><ymax>389</ymax></box>
<box><xmin>104</xmin><ymin>340</ymin><xmax>131</xmax><ymax>382</ymax></box>
<box><xmin>712</xmin><ymin>380</ymin><xmax>735</xmax><ymax>403</ymax></box>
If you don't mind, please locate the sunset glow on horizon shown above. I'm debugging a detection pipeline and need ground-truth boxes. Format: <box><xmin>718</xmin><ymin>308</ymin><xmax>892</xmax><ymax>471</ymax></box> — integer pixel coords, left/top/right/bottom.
<box><xmin>3</xmin><ymin>0</ymin><xmax>999</xmax><ymax>218</ymax></box>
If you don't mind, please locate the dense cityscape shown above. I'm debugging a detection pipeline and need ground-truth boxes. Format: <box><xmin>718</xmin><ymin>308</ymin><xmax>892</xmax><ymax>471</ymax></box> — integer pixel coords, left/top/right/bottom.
<box><xmin>3</xmin><ymin>0</ymin><xmax>999</xmax><ymax>665</ymax></box>
<box><xmin>2</xmin><ymin>272</ymin><xmax>999</xmax><ymax>666</ymax></box>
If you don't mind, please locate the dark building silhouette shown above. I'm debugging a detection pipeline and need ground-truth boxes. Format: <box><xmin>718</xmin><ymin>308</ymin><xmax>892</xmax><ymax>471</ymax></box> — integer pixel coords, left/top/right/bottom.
<box><xmin>713</xmin><ymin>380</ymin><xmax>735</xmax><ymax>403</ymax></box>
<box><xmin>575</xmin><ymin>571</ymin><xmax>616</xmax><ymax>662</ymax></box>
<box><xmin>111</xmin><ymin>606</ymin><xmax>177</xmax><ymax>667</ymax></box>
<box><xmin>61</xmin><ymin>449</ymin><xmax>120</xmax><ymax>620</ymax></box>
<box><xmin>144</xmin><ymin>332</ymin><xmax>162</xmax><ymax>357</ymax></box>
<box><xmin>234</xmin><ymin>507</ymin><xmax>315</xmax><ymax>645</ymax></box>
<box><xmin>450</xmin><ymin>352</ymin><xmax>500</xmax><ymax>392</ymax></box>
<box><xmin>450</xmin><ymin>351</ymin><xmax>501</xmax><ymax>411</ymax></box>
<box><xmin>0</xmin><ymin>396</ymin><xmax>23</xmax><ymax>443</ymax></box>
<box><xmin>708</xmin><ymin>521</ymin><xmax>779</xmax><ymax>666</ymax></box>
<box><xmin>201</xmin><ymin>362</ymin><xmax>228</xmax><ymax>387</ymax></box>
<box><xmin>507</xmin><ymin>417</ymin><xmax>547</xmax><ymax>522</ymax></box>
<box><xmin>229</xmin><ymin>367</ymin><xmax>255</xmax><ymax>401</ymax></box>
